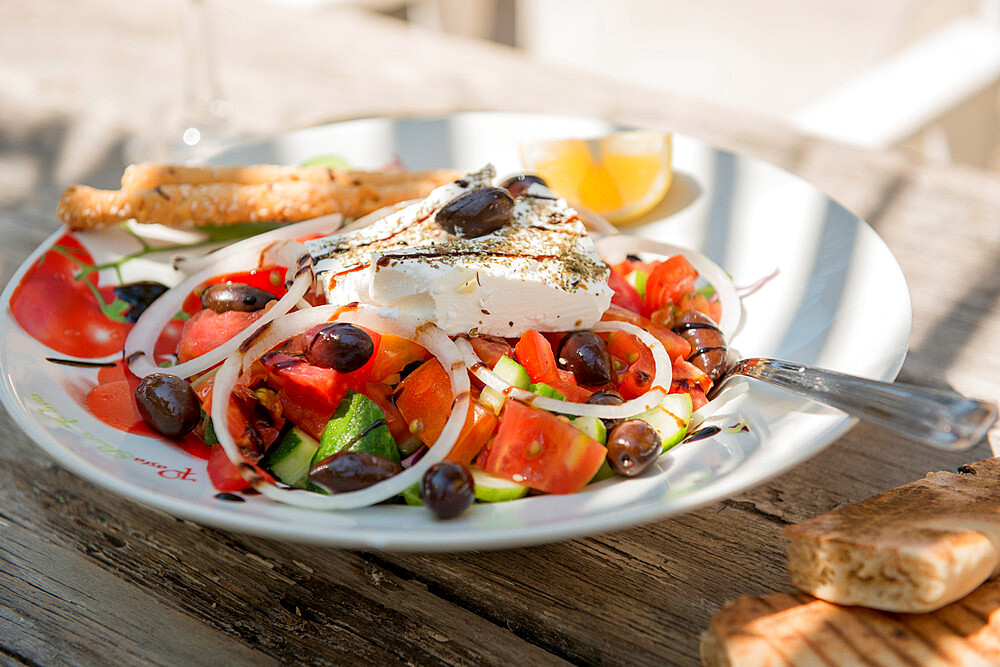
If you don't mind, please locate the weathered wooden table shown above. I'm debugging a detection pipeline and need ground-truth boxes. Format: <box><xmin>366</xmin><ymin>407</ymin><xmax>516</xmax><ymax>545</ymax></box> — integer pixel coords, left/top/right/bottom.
<box><xmin>2</xmin><ymin>1</ymin><xmax>998</xmax><ymax>664</ymax></box>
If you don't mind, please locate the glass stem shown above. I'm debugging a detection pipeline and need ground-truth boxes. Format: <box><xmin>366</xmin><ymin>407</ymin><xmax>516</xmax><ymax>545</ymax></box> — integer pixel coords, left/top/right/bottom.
<box><xmin>180</xmin><ymin>0</ymin><xmax>229</xmax><ymax>143</ymax></box>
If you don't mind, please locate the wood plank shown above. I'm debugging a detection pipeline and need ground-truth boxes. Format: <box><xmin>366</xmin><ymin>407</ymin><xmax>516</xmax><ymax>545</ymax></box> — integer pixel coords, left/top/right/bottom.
<box><xmin>0</xmin><ymin>517</ymin><xmax>277</xmax><ymax>666</ymax></box>
<box><xmin>0</xmin><ymin>456</ymin><xmax>569</xmax><ymax>666</ymax></box>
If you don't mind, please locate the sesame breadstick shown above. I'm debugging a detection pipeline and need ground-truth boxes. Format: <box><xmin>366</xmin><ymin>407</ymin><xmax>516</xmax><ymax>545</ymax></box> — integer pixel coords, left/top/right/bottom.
<box><xmin>120</xmin><ymin>163</ymin><xmax>462</xmax><ymax>190</ymax></box>
<box><xmin>58</xmin><ymin>178</ymin><xmax>451</xmax><ymax>230</ymax></box>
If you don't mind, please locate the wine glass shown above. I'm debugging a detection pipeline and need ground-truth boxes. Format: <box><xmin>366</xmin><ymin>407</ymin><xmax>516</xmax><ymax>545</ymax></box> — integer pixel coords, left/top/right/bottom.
<box><xmin>123</xmin><ymin>0</ymin><xmax>238</xmax><ymax>164</ymax></box>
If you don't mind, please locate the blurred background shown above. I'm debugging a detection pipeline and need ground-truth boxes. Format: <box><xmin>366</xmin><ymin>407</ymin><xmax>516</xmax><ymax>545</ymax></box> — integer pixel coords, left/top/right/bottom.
<box><xmin>2</xmin><ymin>0</ymin><xmax>999</xmax><ymax>217</ymax></box>
<box><xmin>397</xmin><ymin>0</ymin><xmax>1000</xmax><ymax>169</ymax></box>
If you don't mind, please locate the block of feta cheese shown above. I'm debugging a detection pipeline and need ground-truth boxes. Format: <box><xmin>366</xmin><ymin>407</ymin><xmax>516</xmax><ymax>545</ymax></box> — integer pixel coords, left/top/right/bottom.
<box><xmin>305</xmin><ymin>165</ymin><xmax>612</xmax><ymax>336</ymax></box>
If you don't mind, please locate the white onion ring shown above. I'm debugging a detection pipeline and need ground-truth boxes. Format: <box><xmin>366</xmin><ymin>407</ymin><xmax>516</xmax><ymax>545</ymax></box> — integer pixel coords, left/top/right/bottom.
<box><xmin>458</xmin><ymin>321</ymin><xmax>672</xmax><ymax>419</ymax></box>
<box><xmin>125</xmin><ymin>240</ymin><xmax>313</xmax><ymax>379</ymax></box>
<box><xmin>171</xmin><ymin>213</ymin><xmax>344</xmax><ymax>273</ymax></box>
<box><xmin>595</xmin><ymin>235</ymin><xmax>742</xmax><ymax>340</ymax></box>
<box><xmin>689</xmin><ymin>381</ymin><xmax>749</xmax><ymax>430</ymax></box>
<box><xmin>210</xmin><ymin>304</ymin><xmax>471</xmax><ymax>510</ymax></box>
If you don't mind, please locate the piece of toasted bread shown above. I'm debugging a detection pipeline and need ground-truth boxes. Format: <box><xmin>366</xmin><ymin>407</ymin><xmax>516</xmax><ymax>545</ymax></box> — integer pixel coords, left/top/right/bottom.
<box><xmin>57</xmin><ymin>167</ymin><xmax>462</xmax><ymax>230</ymax></box>
<box><xmin>784</xmin><ymin>458</ymin><xmax>1000</xmax><ymax>614</ymax></box>
<box><xmin>700</xmin><ymin>581</ymin><xmax>1000</xmax><ymax>666</ymax></box>
<box><xmin>119</xmin><ymin>163</ymin><xmax>460</xmax><ymax>190</ymax></box>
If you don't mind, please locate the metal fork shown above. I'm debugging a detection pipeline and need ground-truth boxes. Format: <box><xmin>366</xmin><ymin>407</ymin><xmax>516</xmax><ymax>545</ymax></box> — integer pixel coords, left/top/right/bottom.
<box><xmin>712</xmin><ymin>358</ymin><xmax>998</xmax><ymax>451</ymax></box>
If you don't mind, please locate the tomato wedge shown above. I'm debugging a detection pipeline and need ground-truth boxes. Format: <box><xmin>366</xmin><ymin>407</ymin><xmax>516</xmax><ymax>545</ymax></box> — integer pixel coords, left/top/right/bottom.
<box><xmin>607</xmin><ymin>269</ymin><xmax>644</xmax><ymax>314</ymax></box>
<box><xmin>601</xmin><ymin>304</ymin><xmax>690</xmax><ymax>361</ymax></box>
<box><xmin>394</xmin><ymin>358</ymin><xmax>499</xmax><ymax>466</ymax></box>
<box><xmin>177</xmin><ymin>309</ymin><xmax>263</xmax><ymax>363</ymax></box>
<box><xmin>607</xmin><ymin>331</ymin><xmax>656</xmax><ymax>399</ymax></box>
<box><xmin>448</xmin><ymin>401</ymin><xmax>500</xmax><ymax>467</ymax></box>
<box><xmin>260</xmin><ymin>341</ymin><xmax>378</xmax><ymax>441</ymax></box>
<box><xmin>514</xmin><ymin>329</ymin><xmax>561</xmax><ymax>385</ymax></box>
<box><xmin>206</xmin><ymin>440</ymin><xmax>249</xmax><ymax>492</ymax></box>
<box><xmin>670</xmin><ymin>359</ymin><xmax>712</xmax><ymax>400</ymax></box>
<box><xmin>394</xmin><ymin>359</ymin><xmax>451</xmax><ymax>443</ymax></box>
<box><xmin>643</xmin><ymin>255</ymin><xmax>698</xmax><ymax>316</ymax></box>
<box><xmin>484</xmin><ymin>400</ymin><xmax>607</xmax><ymax>494</ymax></box>
<box><xmin>513</xmin><ymin>330</ymin><xmax>593</xmax><ymax>402</ymax></box>
<box><xmin>368</xmin><ymin>333</ymin><xmax>431</xmax><ymax>383</ymax></box>
<box><xmin>468</xmin><ymin>335</ymin><xmax>514</xmax><ymax>369</ymax></box>
<box><xmin>365</xmin><ymin>381</ymin><xmax>414</xmax><ymax>446</ymax></box>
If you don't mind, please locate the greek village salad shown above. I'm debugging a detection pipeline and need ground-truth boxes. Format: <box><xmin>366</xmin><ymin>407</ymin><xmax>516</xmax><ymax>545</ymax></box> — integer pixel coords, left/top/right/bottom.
<box><xmin>12</xmin><ymin>161</ymin><xmax>742</xmax><ymax>521</ymax></box>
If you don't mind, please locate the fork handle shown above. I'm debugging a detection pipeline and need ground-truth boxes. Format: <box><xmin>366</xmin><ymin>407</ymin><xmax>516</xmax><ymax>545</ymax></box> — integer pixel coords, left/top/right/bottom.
<box><xmin>730</xmin><ymin>358</ymin><xmax>997</xmax><ymax>451</ymax></box>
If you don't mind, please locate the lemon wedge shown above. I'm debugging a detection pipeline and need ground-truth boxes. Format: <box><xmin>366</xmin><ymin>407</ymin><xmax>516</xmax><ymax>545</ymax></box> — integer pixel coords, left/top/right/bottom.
<box><xmin>519</xmin><ymin>130</ymin><xmax>672</xmax><ymax>225</ymax></box>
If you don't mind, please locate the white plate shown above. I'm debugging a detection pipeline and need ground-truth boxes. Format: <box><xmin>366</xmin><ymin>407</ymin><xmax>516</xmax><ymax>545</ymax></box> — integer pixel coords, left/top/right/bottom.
<box><xmin>0</xmin><ymin>113</ymin><xmax>911</xmax><ymax>551</ymax></box>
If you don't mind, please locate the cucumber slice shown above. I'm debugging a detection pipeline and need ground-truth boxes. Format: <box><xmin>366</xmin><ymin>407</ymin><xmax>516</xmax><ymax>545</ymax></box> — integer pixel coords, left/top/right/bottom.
<box><xmin>635</xmin><ymin>393</ymin><xmax>693</xmax><ymax>451</ymax></box>
<box><xmin>626</xmin><ymin>269</ymin><xmax>649</xmax><ymax>299</ymax></box>
<box><xmin>530</xmin><ymin>382</ymin><xmax>565</xmax><ymax>401</ymax></box>
<box><xmin>401</xmin><ymin>483</ymin><xmax>423</xmax><ymax>506</ymax></box>
<box><xmin>589</xmin><ymin>459</ymin><xmax>616</xmax><ymax>483</ymax></box>
<box><xmin>574</xmin><ymin>417</ymin><xmax>613</xmax><ymax>483</ymax></box>
<box><xmin>471</xmin><ymin>468</ymin><xmax>529</xmax><ymax>502</ymax></box>
<box><xmin>202</xmin><ymin>412</ymin><xmax>219</xmax><ymax>446</ymax></box>
<box><xmin>571</xmin><ymin>415</ymin><xmax>607</xmax><ymax>444</ymax></box>
<box><xmin>313</xmin><ymin>390</ymin><xmax>400</xmax><ymax>465</ymax></box>
<box><xmin>263</xmin><ymin>426</ymin><xmax>320</xmax><ymax>489</ymax></box>
<box><xmin>480</xmin><ymin>355</ymin><xmax>531</xmax><ymax>414</ymax></box>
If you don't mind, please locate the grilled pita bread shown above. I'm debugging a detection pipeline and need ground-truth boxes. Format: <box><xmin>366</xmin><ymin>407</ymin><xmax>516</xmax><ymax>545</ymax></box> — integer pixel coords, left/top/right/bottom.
<box><xmin>784</xmin><ymin>457</ymin><xmax>1000</xmax><ymax>614</ymax></box>
<box><xmin>700</xmin><ymin>580</ymin><xmax>1000</xmax><ymax>666</ymax></box>
<box><xmin>57</xmin><ymin>166</ymin><xmax>462</xmax><ymax>230</ymax></box>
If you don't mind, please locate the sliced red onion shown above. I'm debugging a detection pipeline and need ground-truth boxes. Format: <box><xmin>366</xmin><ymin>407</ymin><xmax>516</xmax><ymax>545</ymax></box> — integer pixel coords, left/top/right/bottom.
<box><xmin>125</xmin><ymin>239</ymin><xmax>313</xmax><ymax>379</ymax></box>
<box><xmin>595</xmin><ymin>235</ymin><xmax>742</xmax><ymax>340</ymax></box>
<box><xmin>457</xmin><ymin>321</ymin><xmax>671</xmax><ymax>419</ymax></box>
<box><xmin>210</xmin><ymin>305</ymin><xmax>470</xmax><ymax>510</ymax></box>
<box><xmin>400</xmin><ymin>446</ymin><xmax>428</xmax><ymax>469</ymax></box>
<box><xmin>171</xmin><ymin>213</ymin><xmax>344</xmax><ymax>273</ymax></box>
<box><xmin>736</xmin><ymin>268</ymin><xmax>780</xmax><ymax>298</ymax></box>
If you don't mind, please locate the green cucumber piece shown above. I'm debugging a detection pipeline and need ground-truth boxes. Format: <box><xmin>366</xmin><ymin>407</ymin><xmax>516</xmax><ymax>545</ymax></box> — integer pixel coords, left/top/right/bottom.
<box><xmin>589</xmin><ymin>460</ymin><xmax>617</xmax><ymax>483</ymax></box>
<box><xmin>264</xmin><ymin>426</ymin><xmax>320</xmax><ymax>489</ymax></box>
<box><xmin>201</xmin><ymin>412</ymin><xmax>219</xmax><ymax>446</ymax></box>
<box><xmin>471</xmin><ymin>468</ymin><xmax>529</xmax><ymax>502</ymax></box>
<box><xmin>626</xmin><ymin>269</ymin><xmax>649</xmax><ymax>299</ymax></box>
<box><xmin>635</xmin><ymin>392</ymin><xmax>693</xmax><ymax>451</ymax></box>
<box><xmin>480</xmin><ymin>355</ymin><xmax>531</xmax><ymax>414</ymax></box>
<box><xmin>304</xmin><ymin>480</ymin><xmax>330</xmax><ymax>495</ymax></box>
<box><xmin>575</xmin><ymin>417</ymin><xmax>613</xmax><ymax>483</ymax></box>
<box><xmin>530</xmin><ymin>382</ymin><xmax>565</xmax><ymax>401</ymax></box>
<box><xmin>571</xmin><ymin>415</ymin><xmax>607</xmax><ymax>444</ymax></box>
<box><xmin>313</xmin><ymin>390</ymin><xmax>400</xmax><ymax>465</ymax></box>
<box><xmin>401</xmin><ymin>483</ymin><xmax>423</xmax><ymax>506</ymax></box>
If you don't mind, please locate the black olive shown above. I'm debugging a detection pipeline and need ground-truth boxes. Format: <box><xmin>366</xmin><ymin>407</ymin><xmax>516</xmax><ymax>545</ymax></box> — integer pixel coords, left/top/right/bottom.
<box><xmin>587</xmin><ymin>389</ymin><xmax>626</xmax><ymax>430</ymax></box>
<box><xmin>436</xmin><ymin>186</ymin><xmax>515</xmax><ymax>238</ymax></box>
<box><xmin>201</xmin><ymin>282</ymin><xmax>275</xmax><ymax>313</ymax></box>
<box><xmin>113</xmin><ymin>281</ymin><xmax>169</xmax><ymax>322</ymax></box>
<box><xmin>500</xmin><ymin>173</ymin><xmax>550</xmax><ymax>198</ymax></box>
<box><xmin>606</xmin><ymin>419</ymin><xmax>661</xmax><ymax>477</ymax></box>
<box><xmin>304</xmin><ymin>322</ymin><xmax>375</xmax><ymax>372</ymax></box>
<box><xmin>421</xmin><ymin>461</ymin><xmax>475</xmax><ymax>519</ymax></box>
<box><xmin>672</xmin><ymin>310</ymin><xmax>729</xmax><ymax>382</ymax></box>
<box><xmin>309</xmin><ymin>452</ymin><xmax>401</xmax><ymax>493</ymax></box>
<box><xmin>135</xmin><ymin>373</ymin><xmax>201</xmax><ymax>438</ymax></box>
<box><xmin>557</xmin><ymin>331</ymin><xmax>613</xmax><ymax>385</ymax></box>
